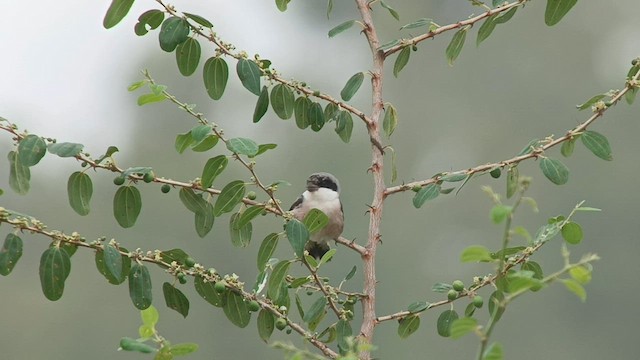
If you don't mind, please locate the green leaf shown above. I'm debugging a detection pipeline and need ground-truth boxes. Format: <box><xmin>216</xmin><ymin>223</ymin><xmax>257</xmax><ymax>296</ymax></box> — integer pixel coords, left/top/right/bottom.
<box><xmin>103</xmin><ymin>243</ymin><xmax>123</xmax><ymax>281</ymax></box>
<box><xmin>441</xmin><ymin>173</ymin><xmax>467</xmax><ymax>182</ymax></box>
<box><xmin>570</xmin><ymin>265</ymin><xmax>592</xmax><ymax>284</ymax></box>
<box><xmin>294</xmin><ymin>96</ymin><xmax>311</xmax><ymax>129</ymax></box>
<box><xmin>8</xmin><ymin>151</ymin><xmax>30</xmax><ymax>195</ymax></box>
<box><xmin>517</xmin><ymin>138</ymin><xmax>542</xmax><ymax>156</ymax></box>
<box><xmin>179</xmin><ymin>188</ymin><xmax>208</xmax><ymax>214</ymax></box>
<box><xmin>398</xmin><ymin>315</ymin><xmax>420</xmax><ymax>339</ymax></box>
<box><xmin>257</xmin><ymin>309</ymin><xmax>275</xmax><ymax>342</ymax></box>
<box><xmin>270</xmin><ymin>84</ymin><xmax>295</xmax><ymax>119</ymax></box>
<box><xmin>201</xmin><ymin>155</ymin><xmax>228</xmax><ymax>188</ymax></box>
<box><xmin>168</xmin><ymin>343</ymin><xmax>199</xmax><ymax>356</ymax></box>
<box><xmin>39</xmin><ymin>247</ymin><xmax>71</xmax><ymax>301</ymax></box>
<box><xmin>141</xmin><ymin>305</ymin><xmax>159</xmax><ymax>328</ymax></box>
<box><xmin>175</xmin><ymin>38</ymin><xmax>201</xmax><ymax>76</ymax></box>
<box><xmin>545</xmin><ymin>0</ymin><xmax>578</xmax><ymax>26</ymax></box>
<box><xmin>254</xmin><ymin>143</ymin><xmax>277</xmax><ymax>157</ymax></box>
<box><xmin>203</xmin><ymin>57</ymin><xmax>229</xmax><ymax>100</ymax></box>
<box><xmin>563</xmin><ymin>279</ymin><xmax>586</xmax><ymax>302</ymax></box>
<box><xmin>159</xmin><ymin>17</ymin><xmax>190</xmax><ymax>52</ymax></box>
<box><xmin>576</xmin><ymin>94</ymin><xmax>607</xmax><ymax>110</ymax></box>
<box><xmin>275</xmin><ymin>0</ymin><xmax>291</xmax><ymax>12</ymax></box>
<box><xmin>0</xmin><ymin>234</ymin><xmax>23</xmax><ymax>276</ymax></box>
<box><xmin>184</xmin><ymin>12</ymin><xmax>213</xmax><ymax>28</ymax></box>
<box><xmin>48</xmin><ymin>142</ymin><xmax>83</xmax><ymax>157</ymax></box>
<box><xmin>400</xmin><ymin>18</ymin><xmax>431</xmax><ymax>30</ymax></box>
<box><xmin>303</xmin><ymin>296</ymin><xmax>327</xmax><ymax>324</ymax></box>
<box><xmin>257</xmin><ymin>233</ymin><xmax>279</xmax><ymax>271</ymax></box>
<box><xmin>268</xmin><ymin>260</ymin><xmax>291</xmax><ymax>301</ymax></box>
<box><xmin>412</xmin><ymin>183</ymin><xmax>440</xmax><ymax>208</ymax></box>
<box><xmin>324</xmin><ymin>103</ymin><xmax>339</xmax><ymax>121</ymax></box>
<box><xmin>308</xmin><ymin>101</ymin><xmax>325</xmax><ymax>132</ymax></box>
<box><xmin>119</xmin><ymin>337</ymin><xmax>155</xmax><ymax>353</ymax></box>
<box><xmin>460</xmin><ymin>245</ymin><xmax>493</xmax><ymax>262</ymax></box>
<box><xmin>213</xmin><ymin>180</ymin><xmax>246</xmax><ymax>216</ymax></box>
<box><xmin>253</xmin><ymin>86</ymin><xmax>270</xmax><ymax>123</ymax></box>
<box><xmin>103</xmin><ymin>0</ymin><xmax>135</xmax><ymax>29</ymax></box>
<box><xmin>67</xmin><ymin>172</ymin><xmax>92</xmax><ymax>216</ymax></box>
<box><xmin>335</xmin><ymin>111</ymin><xmax>353</xmax><ymax>143</ymax></box>
<box><xmin>539</xmin><ymin>157</ymin><xmax>569</xmax><ymax>185</ymax></box>
<box><xmin>521</xmin><ymin>261</ymin><xmax>544</xmax><ymax>280</ymax></box>
<box><xmin>626</xmin><ymin>87</ymin><xmax>638</xmax><ymax>105</ymax></box>
<box><xmin>18</xmin><ymin>134</ymin><xmax>47</xmax><ymax>167</ymax></box>
<box><xmin>446</xmin><ymin>28</ymin><xmax>467</xmax><ymax>66</ymax></box>
<box><xmin>488</xmin><ymin>290</ymin><xmax>505</xmax><ymax>322</ymax></box>
<box><xmin>477</xmin><ymin>15</ymin><xmax>497</xmax><ymax>46</ymax></box>
<box><xmin>229</xmin><ymin>213</ymin><xmax>252</xmax><ymax>247</ymax></box>
<box><xmin>336</xmin><ymin>319</ymin><xmax>352</xmax><ymax>351</ymax></box>
<box><xmin>192</xmin><ymin>135</ymin><xmax>219</xmax><ymax>152</ymax></box>
<box><xmin>490</xmin><ymin>205</ymin><xmax>512</xmax><ymax>224</ymax></box>
<box><xmin>407</xmin><ymin>301</ymin><xmax>430</xmax><ymax>314</ymax></box>
<box><xmin>581</xmin><ymin>130</ymin><xmax>612</xmax><ymax>161</ymax></box>
<box><xmin>234</xmin><ymin>205</ymin><xmax>265</xmax><ymax>230</ymax></box>
<box><xmin>506</xmin><ymin>166</ymin><xmax>518</xmax><ymax>199</ymax></box>
<box><xmin>129</xmin><ymin>263</ymin><xmax>152</xmax><ymax>310</ymax></box>
<box><xmin>393</xmin><ymin>47</ymin><xmax>410</xmax><ymax>77</ymax></box>
<box><xmin>561</xmin><ymin>221</ymin><xmax>583</xmax><ymax>244</ymax></box>
<box><xmin>174</xmin><ymin>132</ymin><xmax>193</xmax><ymax>154</ymax></box>
<box><xmin>383</xmin><ymin>104</ymin><xmax>398</xmax><ymax>138</ymax></box>
<box><xmin>378</xmin><ymin>39</ymin><xmax>400</xmax><ymax>51</ymax></box>
<box><xmin>223</xmin><ymin>291</ymin><xmax>251</xmax><ymax>328</ymax></box>
<box><xmin>341</xmin><ymin>72</ymin><xmax>364</xmax><ymax>101</ymax></box>
<box><xmin>380</xmin><ymin>0</ymin><xmax>400</xmax><ymax>20</ymax></box>
<box><xmin>236</xmin><ymin>59</ymin><xmax>262</xmax><ymax>96</ymax></box>
<box><xmin>328</xmin><ymin>20</ymin><xmax>356</xmax><ymax>38</ymax></box>
<box><xmin>194</xmin><ymin>203</ymin><xmax>215</xmax><ymax>238</ymax></box>
<box><xmin>137</xmin><ymin>93</ymin><xmax>166</xmax><ymax>106</ymax></box>
<box><xmin>113</xmin><ymin>186</ymin><xmax>142</xmax><ymax>228</ymax></box>
<box><xmin>226</xmin><ymin>137</ymin><xmax>259</xmax><ymax>157</ymax></box>
<box><xmin>483</xmin><ymin>342</ymin><xmax>504</xmax><ymax>360</ymax></box>
<box><xmin>286</xmin><ymin>219</ymin><xmax>309</xmax><ymax>257</ymax></box>
<box><xmin>561</xmin><ymin>138</ymin><xmax>576</xmax><ymax>157</ymax></box>
<box><xmin>495</xmin><ymin>7</ymin><xmax>517</xmax><ymax>24</ymax></box>
<box><xmin>194</xmin><ymin>276</ymin><xmax>225</xmax><ymax>307</ymax></box>
<box><xmin>95</xmin><ymin>246</ymin><xmax>130</xmax><ymax>285</ymax></box>
<box><xmin>437</xmin><ymin>310</ymin><xmax>458</xmax><ymax>337</ymax></box>
<box><xmin>303</xmin><ymin>208</ymin><xmax>329</xmax><ymax>234</ymax></box>
<box><xmin>130</xmin><ymin>9</ymin><xmax>164</xmax><ymax>35</ymax></box>
<box><xmin>450</xmin><ymin>317</ymin><xmax>478</xmax><ymax>339</ymax></box>
<box><xmin>163</xmin><ymin>282</ymin><xmax>190</xmax><ymax>318</ymax></box>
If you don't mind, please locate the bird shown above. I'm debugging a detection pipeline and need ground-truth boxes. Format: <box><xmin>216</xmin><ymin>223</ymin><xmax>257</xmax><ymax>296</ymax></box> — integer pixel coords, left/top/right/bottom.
<box><xmin>289</xmin><ymin>172</ymin><xmax>344</xmax><ymax>259</ymax></box>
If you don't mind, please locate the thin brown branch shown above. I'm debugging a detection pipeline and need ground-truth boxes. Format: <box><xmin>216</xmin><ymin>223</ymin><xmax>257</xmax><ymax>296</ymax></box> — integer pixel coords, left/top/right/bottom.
<box><xmin>335</xmin><ymin>236</ymin><xmax>367</xmax><ymax>255</ymax></box>
<box><xmin>384</xmin><ymin>68</ymin><xmax>640</xmax><ymax>197</ymax></box>
<box><xmin>383</xmin><ymin>0</ymin><xmax>527</xmax><ymax>58</ymax></box>
<box><xmin>303</xmin><ymin>261</ymin><xmax>343</xmax><ymax>318</ymax></box>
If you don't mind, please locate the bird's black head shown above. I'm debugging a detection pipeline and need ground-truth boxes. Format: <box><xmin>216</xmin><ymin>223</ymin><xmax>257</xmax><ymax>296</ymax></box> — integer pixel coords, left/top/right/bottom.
<box><xmin>306</xmin><ymin>172</ymin><xmax>340</xmax><ymax>193</ymax></box>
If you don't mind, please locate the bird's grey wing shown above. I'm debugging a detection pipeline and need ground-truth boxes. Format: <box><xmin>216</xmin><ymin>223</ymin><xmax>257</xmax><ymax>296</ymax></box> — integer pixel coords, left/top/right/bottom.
<box><xmin>289</xmin><ymin>195</ymin><xmax>303</xmax><ymax>211</ymax></box>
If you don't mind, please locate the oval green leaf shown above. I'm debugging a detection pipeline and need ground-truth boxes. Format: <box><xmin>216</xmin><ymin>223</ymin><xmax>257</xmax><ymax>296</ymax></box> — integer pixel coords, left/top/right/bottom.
<box><xmin>213</xmin><ymin>180</ymin><xmax>245</xmax><ymax>216</ymax></box>
<box><xmin>253</xmin><ymin>86</ymin><xmax>270</xmax><ymax>122</ymax></box>
<box><xmin>308</xmin><ymin>101</ymin><xmax>325</xmax><ymax>132</ymax></box>
<box><xmin>236</xmin><ymin>59</ymin><xmax>262</xmax><ymax>96</ymax></box>
<box><xmin>336</xmin><ymin>319</ymin><xmax>352</xmax><ymax>351</ymax></box>
<box><xmin>437</xmin><ymin>310</ymin><xmax>458</xmax><ymax>337</ymax></box>
<box><xmin>203</xmin><ymin>57</ymin><xmax>228</xmax><ymax>100</ymax></box>
<box><xmin>229</xmin><ymin>213</ymin><xmax>252</xmax><ymax>247</ymax></box>
<box><xmin>201</xmin><ymin>155</ymin><xmax>228</xmax><ymax>188</ymax></box>
<box><xmin>539</xmin><ymin>157</ymin><xmax>569</xmax><ymax>185</ymax></box>
<box><xmin>413</xmin><ymin>183</ymin><xmax>440</xmax><ymax>208</ymax></box>
<box><xmin>294</xmin><ymin>96</ymin><xmax>311</xmax><ymax>129</ymax></box>
<box><xmin>8</xmin><ymin>151</ymin><xmax>31</xmax><ymax>195</ymax></box>
<box><xmin>48</xmin><ymin>142</ymin><xmax>83</xmax><ymax>157</ymax></box>
<box><xmin>176</xmin><ymin>38</ymin><xmax>201</xmax><ymax>76</ymax></box>
<box><xmin>257</xmin><ymin>233</ymin><xmax>279</xmax><ymax>271</ymax></box>
<box><xmin>561</xmin><ymin>221</ymin><xmax>583</xmax><ymax>245</ymax></box>
<box><xmin>383</xmin><ymin>104</ymin><xmax>398</xmax><ymax>138</ymax></box>
<box><xmin>103</xmin><ymin>0</ymin><xmax>135</xmax><ymax>29</ymax></box>
<box><xmin>398</xmin><ymin>314</ymin><xmax>420</xmax><ymax>339</ymax></box>
<box><xmin>393</xmin><ymin>47</ymin><xmax>411</xmax><ymax>77</ymax></box>
<box><xmin>159</xmin><ymin>17</ymin><xmax>190</xmax><ymax>52</ymax></box>
<box><xmin>67</xmin><ymin>171</ymin><xmax>92</xmax><ymax>216</ymax></box>
<box><xmin>303</xmin><ymin>296</ymin><xmax>327</xmax><ymax>324</ymax></box>
<box><xmin>113</xmin><ymin>186</ymin><xmax>142</xmax><ymax>228</ymax></box>
<box><xmin>341</xmin><ymin>72</ymin><xmax>364</xmax><ymax>101</ymax></box>
<box><xmin>194</xmin><ymin>276</ymin><xmax>225</xmax><ymax>307</ymax></box>
<box><xmin>95</xmin><ymin>246</ymin><xmax>131</xmax><ymax>285</ymax></box>
<box><xmin>18</xmin><ymin>134</ymin><xmax>47</xmax><ymax>167</ymax></box>
<box><xmin>103</xmin><ymin>243</ymin><xmax>123</xmax><ymax>281</ymax></box>
<box><xmin>545</xmin><ymin>0</ymin><xmax>578</xmax><ymax>26</ymax></box>
<box><xmin>184</xmin><ymin>12</ymin><xmax>213</xmax><ymax>28</ymax></box>
<box><xmin>257</xmin><ymin>309</ymin><xmax>275</xmax><ymax>342</ymax></box>
<box><xmin>0</xmin><ymin>234</ymin><xmax>23</xmax><ymax>276</ymax></box>
<box><xmin>129</xmin><ymin>263</ymin><xmax>153</xmax><ymax>310</ymax></box>
<box><xmin>460</xmin><ymin>245</ymin><xmax>493</xmax><ymax>262</ymax></box>
<box><xmin>477</xmin><ymin>15</ymin><xmax>497</xmax><ymax>46</ymax></box>
<box><xmin>234</xmin><ymin>205</ymin><xmax>265</xmax><ymax>230</ymax></box>
<box><xmin>179</xmin><ymin>188</ymin><xmax>208</xmax><ymax>214</ymax></box>
<box><xmin>163</xmin><ymin>282</ymin><xmax>190</xmax><ymax>318</ymax></box>
<box><xmin>581</xmin><ymin>130</ymin><xmax>612</xmax><ymax>161</ymax></box>
<box><xmin>270</xmin><ymin>84</ymin><xmax>295</xmax><ymax>120</ymax></box>
<box><xmin>226</xmin><ymin>137</ymin><xmax>259</xmax><ymax>156</ymax></box>
<box><xmin>561</xmin><ymin>137</ymin><xmax>576</xmax><ymax>157</ymax></box>
<box><xmin>446</xmin><ymin>28</ymin><xmax>467</xmax><ymax>66</ymax></box>
<box><xmin>195</xmin><ymin>203</ymin><xmax>215</xmax><ymax>238</ymax></box>
<box><xmin>267</xmin><ymin>260</ymin><xmax>291</xmax><ymax>301</ymax></box>
<box><xmin>39</xmin><ymin>247</ymin><xmax>71</xmax><ymax>301</ymax></box>
<box><xmin>303</xmin><ymin>208</ymin><xmax>329</xmax><ymax>234</ymax></box>
<box><xmin>286</xmin><ymin>219</ymin><xmax>309</xmax><ymax>258</ymax></box>
<box><xmin>335</xmin><ymin>111</ymin><xmax>353</xmax><ymax>143</ymax></box>
<box><xmin>328</xmin><ymin>20</ymin><xmax>356</xmax><ymax>38</ymax></box>
<box><xmin>223</xmin><ymin>291</ymin><xmax>251</xmax><ymax>328</ymax></box>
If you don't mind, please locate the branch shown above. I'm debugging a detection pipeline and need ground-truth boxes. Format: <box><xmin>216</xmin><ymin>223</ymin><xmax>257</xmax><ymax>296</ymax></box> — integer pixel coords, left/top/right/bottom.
<box><xmin>384</xmin><ymin>66</ymin><xmax>640</xmax><ymax>197</ymax></box>
<box><xmin>382</xmin><ymin>0</ymin><xmax>527</xmax><ymax>58</ymax></box>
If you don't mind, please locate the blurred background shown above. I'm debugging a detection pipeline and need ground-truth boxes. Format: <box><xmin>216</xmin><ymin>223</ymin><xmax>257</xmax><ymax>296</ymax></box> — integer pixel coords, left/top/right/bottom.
<box><xmin>1</xmin><ymin>1</ymin><xmax>639</xmax><ymax>359</ymax></box>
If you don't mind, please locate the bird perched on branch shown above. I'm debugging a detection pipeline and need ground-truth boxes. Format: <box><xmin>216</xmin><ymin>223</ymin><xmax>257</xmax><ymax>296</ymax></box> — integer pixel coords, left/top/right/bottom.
<box><xmin>289</xmin><ymin>172</ymin><xmax>344</xmax><ymax>259</ymax></box>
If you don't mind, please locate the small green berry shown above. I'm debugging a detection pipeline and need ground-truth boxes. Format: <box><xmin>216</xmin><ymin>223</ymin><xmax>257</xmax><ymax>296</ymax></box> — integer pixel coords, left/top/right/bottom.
<box><xmin>247</xmin><ymin>300</ymin><xmax>260</xmax><ymax>312</ymax></box>
<box><xmin>143</xmin><ymin>171</ymin><xmax>154</xmax><ymax>183</ymax></box>
<box><xmin>490</xmin><ymin>168</ymin><xmax>501</xmax><ymax>179</ymax></box>
<box><xmin>178</xmin><ymin>274</ymin><xmax>187</xmax><ymax>284</ymax></box>
<box><xmin>452</xmin><ymin>280</ymin><xmax>465</xmax><ymax>292</ymax></box>
<box><xmin>184</xmin><ymin>257</ymin><xmax>196</xmax><ymax>268</ymax></box>
<box><xmin>113</xmin><ymin>176</ymin><xmax>125</xmax><ymax>186</ymax></box>
<box><xmin>161</xmin><ymin>184</ymin><xmax>171</xmax><ymax>193</ymax></box>
<box><xmin>412</xmin><ymin>45</ymin><xmax>418</xmax><ymax>52</ymax></box>
<box><xmin>411</xmin><ymin>185</ymin><xmax>422</xmax><ymax>193</ymax></box>
<box><xmin>214</xmin><ymin>281</ymin><xmax>226</xmax><ymax>293</ymax></box>
<box><xmin>473</xmin><ymin>295</ymin><xmax>484</xmax><ymax>308</ymax></box>
<box><xmin>306</xmin><ymin>291</ymin><xmax>313</xmax><ymax>296</ymax></box>
<box><xmin>81</xmin><ymin>162</ymin><xmax>88</xmax><ymax>168</ymax></box>
<box><xmin>275</xmin><ymin>318</ymin><xmax>287</xmax><ymax>331</ymax></box>
<box><xmin>447</xmin><ymin>289</ymin><xmax>458</xmax><ymax>301</ymax></box>
<box><xmin>246</xmin><ymin>191</ymin><xmax>257</xmax><ymax>200</ymax></box>
<box><xmin>285</xmin><ymin>328</ymin><xmax>292</xmax><ymax>334</ymax></box>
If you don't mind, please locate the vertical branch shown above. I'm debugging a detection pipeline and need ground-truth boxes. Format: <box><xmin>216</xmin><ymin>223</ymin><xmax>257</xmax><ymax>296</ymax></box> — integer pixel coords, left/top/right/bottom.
<box><xmin>354</xmin><ymin>1</ymin><xmax>385</xmax><ymax>358</ymax></box>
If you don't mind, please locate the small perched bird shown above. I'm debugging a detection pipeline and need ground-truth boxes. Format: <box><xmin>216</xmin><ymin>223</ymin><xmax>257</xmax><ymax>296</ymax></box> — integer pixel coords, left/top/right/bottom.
<box><xmin>289</xmin><ymin>172</ymin><xmax>344</xmax><ymax>259</ymax></box>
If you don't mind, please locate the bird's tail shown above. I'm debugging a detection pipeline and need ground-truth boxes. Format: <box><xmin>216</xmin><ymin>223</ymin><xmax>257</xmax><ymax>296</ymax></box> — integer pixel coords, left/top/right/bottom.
<box><xmin>305</xmin><ymin>241</ymin><xmax>330</xmax><ymax>260</ymax></box>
